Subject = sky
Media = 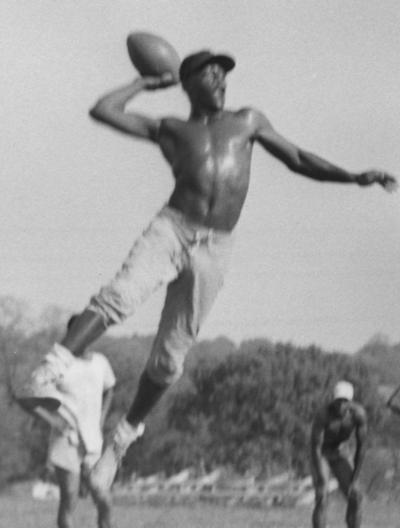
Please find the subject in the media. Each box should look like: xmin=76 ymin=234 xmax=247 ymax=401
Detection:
xmin=1 ymin=0 xmax=399 ymax=352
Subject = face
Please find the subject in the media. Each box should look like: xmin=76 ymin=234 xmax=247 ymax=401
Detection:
xmin=331 ymin=398 xmax=350 ymax=417
xmin=186 ymin=62 xmax=227 ymax=111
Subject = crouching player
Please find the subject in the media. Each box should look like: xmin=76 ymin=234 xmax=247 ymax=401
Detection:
xmin=310 ymin=381 xmax=367 ymax=528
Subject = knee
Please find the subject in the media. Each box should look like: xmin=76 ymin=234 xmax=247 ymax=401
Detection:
xmin=348 ymin=488 xmax=363 ymax=507
xmin=92 ymin=487 xmax=111 ymax=512
xmin=160 ymin=353 xmax=184 ymax=384
xmin=149 ymin=359 xmax=183 ymax=385
xmin=314 ymin=485 xmax=329 ymax=508
xmin=147 ymin=345 xmax=186 ymax=385
xmin=88 ymin=286 xmax=130 ymax=327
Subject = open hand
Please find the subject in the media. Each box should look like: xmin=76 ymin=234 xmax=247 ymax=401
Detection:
xmin=357 ymin=170 xmax=398 ymax=193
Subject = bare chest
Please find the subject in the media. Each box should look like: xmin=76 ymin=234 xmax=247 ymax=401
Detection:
xmin=324 ymin=415 xmax=354 ymax=444
xmin=160 ymin=117 xmax=253 ymax=176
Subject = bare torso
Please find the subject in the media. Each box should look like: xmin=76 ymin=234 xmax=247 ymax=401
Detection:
xmin=158 ymin=108 xmax=256 ymax=231
xmin=320 ymin=402 xmax=363 ymax=451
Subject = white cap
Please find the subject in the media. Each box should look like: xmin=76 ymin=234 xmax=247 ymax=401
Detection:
xmin=333 ymin=381 xmax=354 ymax=401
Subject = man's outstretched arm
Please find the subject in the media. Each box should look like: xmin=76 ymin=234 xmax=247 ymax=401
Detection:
xmin=89 ymin=73 xmax=175 ymax=142
xmin=251 ymin=109 xmax=397 ymax=192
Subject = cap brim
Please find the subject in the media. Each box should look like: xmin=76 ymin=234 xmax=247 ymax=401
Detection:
xmin=180 ymin=52 xmax=236 ymax=82
xmin=210 ymin=54 xmax=235 ymax=73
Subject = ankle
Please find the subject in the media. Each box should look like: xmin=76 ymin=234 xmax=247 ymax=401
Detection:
xmin=116 ymin=418 xmax=145 ymax=437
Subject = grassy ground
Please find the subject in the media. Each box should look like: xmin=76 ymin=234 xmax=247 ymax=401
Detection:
xmin=1 ymin=489 xmax=399 ymax=528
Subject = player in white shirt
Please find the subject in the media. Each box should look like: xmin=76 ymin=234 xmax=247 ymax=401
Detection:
xmin=34 ymin=316 xmax=116 ymax=528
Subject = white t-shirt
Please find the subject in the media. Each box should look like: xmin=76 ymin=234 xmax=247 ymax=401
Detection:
xmin=55 ymin=352 xmax=116 ymax=454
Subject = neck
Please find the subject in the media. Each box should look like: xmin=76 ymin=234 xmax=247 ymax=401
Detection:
xmin=190 ymin=104 xmax=223 ymax=123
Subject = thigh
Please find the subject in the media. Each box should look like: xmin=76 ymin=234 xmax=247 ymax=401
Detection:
xmin=176 ymin=234 xmax=233 ymax=337
xmin=79 ymin=451 xmax=101 ymax=498
xmin=48 ymin=432 xmax=82 ymax=474
xmin=146 ymin=240 xmax=230 ymax=385
xmin=328 ymin=452 xmax=353 ymax=495
xmin=311 ymin=454 xmax=331 ymax=490
xmin=146 ymin=269 xmax=197 ymax=384
xmin=89 ymin=214 xmax=184 ymax=324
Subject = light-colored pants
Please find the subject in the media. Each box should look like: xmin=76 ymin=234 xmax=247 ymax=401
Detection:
xmin=48 ymin=430 xmax=101 ymax=474
xmin=89 ymin=206 xmax=234 ymax=385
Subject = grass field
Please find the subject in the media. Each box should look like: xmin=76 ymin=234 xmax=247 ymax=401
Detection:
xmin=1 ymin=488 xmax=400 ymax=528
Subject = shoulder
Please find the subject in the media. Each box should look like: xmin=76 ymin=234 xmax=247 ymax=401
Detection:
xmin=232 ymin=107 xmax=274 ymax=138
xmin=237 ymin=106 xmax=271 ymax=124
xmin=158 ymin=117 xmax=188 ymax=144
xmin=160 ymin=116 xmax=186 ymax=131
xmin=350 ymin=402 xmax=367 ymax=425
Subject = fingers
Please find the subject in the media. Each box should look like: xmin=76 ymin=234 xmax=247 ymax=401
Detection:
xmin=381 ymin=172 xmax=398 ymax=193
xmin=382 ymin=181 xmax=398 ymax=193
xmin=160 ymin=72 xmax=175 ymax=83
xmin=142 ymin=72 xmax=178 ymax=90
xmin=359 ymin=170 xmax=398 ymax=192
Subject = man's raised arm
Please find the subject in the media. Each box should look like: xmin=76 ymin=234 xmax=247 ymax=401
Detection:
xmin=89 ymin=73 xmax=175 ymax=142
xmin=250 ymin=109 xmax=397 ymax=192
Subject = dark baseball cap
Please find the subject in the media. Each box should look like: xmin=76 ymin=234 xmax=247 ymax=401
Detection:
xmin=179 ymin=50 xmax=235 ymax=82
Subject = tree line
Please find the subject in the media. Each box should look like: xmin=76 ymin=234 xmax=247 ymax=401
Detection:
xmin=0 ymin=296 xmax=398 ymax=488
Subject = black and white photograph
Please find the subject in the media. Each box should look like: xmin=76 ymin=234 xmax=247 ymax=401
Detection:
xmin=1 ymin=1 xmax=400 ymax=527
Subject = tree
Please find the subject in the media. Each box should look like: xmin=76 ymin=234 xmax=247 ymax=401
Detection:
xmin=164 ymin=342 xmax=385 ymax=477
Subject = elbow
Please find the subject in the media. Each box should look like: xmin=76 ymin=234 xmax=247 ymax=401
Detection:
xmin=286 ymin=156 xmax=303 ymax=174
xmin=89 ymin=102 xmax=107 ymax=122
xmin=286 ymin=160 xmax=300 ymax=173
xmin=292 ymin=150 xmax=322 ymax=180
xmin=285 ymin=148 xmax=305 ymax=173
xmin=89 ymin=99 xmax=118 ymax=123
